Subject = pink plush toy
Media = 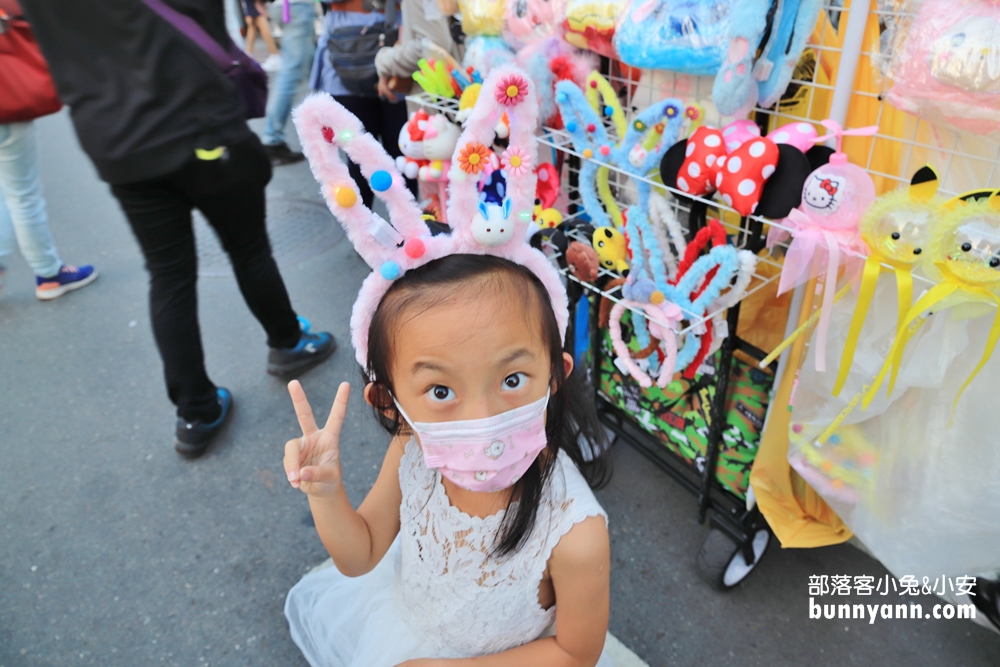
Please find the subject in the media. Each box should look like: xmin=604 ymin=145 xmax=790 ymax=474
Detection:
xmin=293 ymin=65 xmax=567 ymax=367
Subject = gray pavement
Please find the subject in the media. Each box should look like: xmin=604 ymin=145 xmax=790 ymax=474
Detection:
xmin=1 ymin=110 xmax=998 ymax=667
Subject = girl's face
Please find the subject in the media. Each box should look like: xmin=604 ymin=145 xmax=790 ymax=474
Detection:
xmin=384 ymin=288 xmax=568 ymax=424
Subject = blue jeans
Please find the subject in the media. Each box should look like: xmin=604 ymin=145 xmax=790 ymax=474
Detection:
xmin=263 ymin=2 xmax=316 ymax=146
xmin=0 ymin=122 xmax=62 ymax=278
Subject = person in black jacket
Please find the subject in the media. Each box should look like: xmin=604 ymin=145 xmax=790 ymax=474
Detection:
xmin=20 ymin=0 xmax=336 ymax=459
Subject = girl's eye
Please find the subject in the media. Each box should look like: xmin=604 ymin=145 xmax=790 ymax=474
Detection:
xmin=428 ymin=385 xmax=455 ymax=402
xmin=502 ymin=373 xmax=528 ymax=391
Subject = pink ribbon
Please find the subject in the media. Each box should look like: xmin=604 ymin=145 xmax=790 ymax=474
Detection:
xmin=771 ymin=208 xmax=866 ymax=371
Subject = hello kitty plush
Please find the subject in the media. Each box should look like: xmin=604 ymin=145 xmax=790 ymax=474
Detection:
xmin=419 ymin=114 xmax=462 ymax=182
xmin=395 ymin=110 xmax=429 ymax=181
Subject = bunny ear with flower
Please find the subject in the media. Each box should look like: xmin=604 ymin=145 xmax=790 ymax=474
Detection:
xmin=292 ymin=66 xmax=567 ymax=371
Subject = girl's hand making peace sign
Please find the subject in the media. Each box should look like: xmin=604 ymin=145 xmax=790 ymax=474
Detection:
xmin=284 ymin=380 xmax=350 ymax=498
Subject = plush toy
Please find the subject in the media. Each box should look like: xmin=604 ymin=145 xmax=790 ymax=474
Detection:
xmin=562 ymin=0 xmax=626 ymax=58
xmin=615 ymin=0 xmax=737 ymax=74
xmin=395 ymin=110 xmax=429 ymax=181
xmin=504 ymin=0 xmax=565 ymax=47
xmin=419 ymin=114 xmax=462 ymax=182
xmin=592 ymin=226 xmax=628 ymax=273
xmin=831 ymin=166 xmax=945 ymax=397
xmin=566 ymin=241 xmax=600 ymax=282
xmin=711 ymin=0 xmax=823 ymax=116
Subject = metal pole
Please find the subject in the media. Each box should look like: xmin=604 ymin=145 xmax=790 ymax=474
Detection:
xmin=827 ymin=0 xmax=872 ymax=129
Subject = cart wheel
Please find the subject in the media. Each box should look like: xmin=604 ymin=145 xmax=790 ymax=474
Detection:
xmin=696 ymin=528 xmax=770 ymax=591
xmin=971 ymin=578 xmax=1000 ymax=631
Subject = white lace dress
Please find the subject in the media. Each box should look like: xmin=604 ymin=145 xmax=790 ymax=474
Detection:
xmin=285 ymin=439 xmax=612 ymax=667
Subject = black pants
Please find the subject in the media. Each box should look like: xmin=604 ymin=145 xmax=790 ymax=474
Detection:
xmin=333 ymin=95 xmax=416 ymax=208
xmin=111 ymin=135 xmax=301 ymax=422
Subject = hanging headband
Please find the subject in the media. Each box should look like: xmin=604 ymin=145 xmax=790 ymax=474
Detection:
xmin=293 ymin=65 xmax=568 ymax=369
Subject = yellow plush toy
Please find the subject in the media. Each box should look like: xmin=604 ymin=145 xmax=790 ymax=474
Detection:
xmin=592 ymin=226 xmax=628 ymax=273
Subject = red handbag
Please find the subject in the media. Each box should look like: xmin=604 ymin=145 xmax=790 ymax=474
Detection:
xmin=0 ymin=7 xmax=63 ymax=123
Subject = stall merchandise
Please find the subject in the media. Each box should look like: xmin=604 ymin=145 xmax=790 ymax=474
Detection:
xmin=400 ymin=1 xmax=1000 ymax=614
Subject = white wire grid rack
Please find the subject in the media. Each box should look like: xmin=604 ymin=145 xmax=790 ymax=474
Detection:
xmin=407 ymin=91 xmax=785 ymax=337
xmin=407 ymin=0 xmax=999 ymax=339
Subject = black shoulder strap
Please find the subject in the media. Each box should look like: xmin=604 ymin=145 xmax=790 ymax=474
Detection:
xmin=383 ymin=0 xmax=396 ymax=31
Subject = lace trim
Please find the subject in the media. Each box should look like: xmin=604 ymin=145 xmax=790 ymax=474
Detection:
xmin=396 ymin=438 xmax=607 ymax=656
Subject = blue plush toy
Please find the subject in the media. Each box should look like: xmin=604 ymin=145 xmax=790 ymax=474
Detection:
xmin=712 ymin=0 xmax=823 ymax=115
xmin=614 ymin=0 xmax=739 ymax=75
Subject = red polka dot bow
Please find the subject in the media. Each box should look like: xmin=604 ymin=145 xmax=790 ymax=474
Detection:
xmin=677 ymin=125 xmax=778 ymax=216
xmin=675 ymin=120 xmax=823 ymax=217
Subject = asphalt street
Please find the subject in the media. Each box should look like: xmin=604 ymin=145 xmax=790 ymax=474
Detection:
xmin=1 ymin=110 xmax=998 ymax=667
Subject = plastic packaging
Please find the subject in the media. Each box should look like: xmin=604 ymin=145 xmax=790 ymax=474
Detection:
xmin=562 ymin=0 xmax=627 ymax=58
xmin=614 ymin=0 xmax=737 ymax=75
xmin=786 ymin=278 xmax=1000 ymax=579
xmin=887 ymin=0 xmax=1000 ymax=140
xmin=503 ymin=0 xmax=566 ymax=47
xmin=458 ymin=0 xmax=506 ymax=36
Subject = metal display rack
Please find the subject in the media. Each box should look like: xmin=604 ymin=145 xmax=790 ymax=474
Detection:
xmin=407 ymin=0 xmax=1000 ymax=594
xmin=409 ymin=85 xmax=782 ymax=589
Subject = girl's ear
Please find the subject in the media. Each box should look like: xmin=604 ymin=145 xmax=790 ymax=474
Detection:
xmin=363 ymin=382 xmax=378 ymax=407
xmin=562 ymin=351 xmax=575 ymax=380
xmin=363 ymin=381 xmax=395 ymax=417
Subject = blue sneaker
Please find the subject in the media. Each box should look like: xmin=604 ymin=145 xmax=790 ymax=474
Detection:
xmin=267 ymin=317 xmax=336 ymax=376
xmin=36 ymin=264 xmax=98 ymax=300
xmin=175 ymin=387 xmax=234 ymax=458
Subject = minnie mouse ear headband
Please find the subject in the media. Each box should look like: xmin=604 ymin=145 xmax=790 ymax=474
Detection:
xmin=292 ymin=66 xmax=568 ymax=369
xmin=659 ymin=119 xmax=834 ymax=220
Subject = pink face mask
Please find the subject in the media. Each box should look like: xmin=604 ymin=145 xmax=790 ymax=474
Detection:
xmin=394 ymin=392 xmax=550 ymax=493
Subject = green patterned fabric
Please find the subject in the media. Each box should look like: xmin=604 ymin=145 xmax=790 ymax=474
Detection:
xmin=596 ymin=310 xmax=773 ymax=499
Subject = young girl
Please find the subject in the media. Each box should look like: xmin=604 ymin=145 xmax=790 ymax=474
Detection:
xmin=283 ymin=67 xmax=615 ymax=666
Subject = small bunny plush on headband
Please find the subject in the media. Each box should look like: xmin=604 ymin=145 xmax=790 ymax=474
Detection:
xmin=292 ymin=65 xmax=568 ymax=369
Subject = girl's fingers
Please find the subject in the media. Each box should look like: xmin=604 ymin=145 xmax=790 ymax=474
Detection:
xmin=321 ymin=382 xmax=351 ymax=437
xmin=298 ymin=464 xmax=338 ymax=484
xmin=283 ymin=438 xmax=303 ymax=487
xmin=287 ymin=380 xmax=319 ymax=435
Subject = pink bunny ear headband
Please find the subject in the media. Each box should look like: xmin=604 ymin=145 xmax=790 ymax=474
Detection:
xmin=292 ymin=66 xmax=568 ymax=370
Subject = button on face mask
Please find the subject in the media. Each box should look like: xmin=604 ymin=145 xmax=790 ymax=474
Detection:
xmin=394 ymin=391 xmax=550 ymax=493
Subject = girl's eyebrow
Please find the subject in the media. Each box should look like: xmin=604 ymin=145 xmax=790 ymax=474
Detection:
xmin=411 ymin=360 xmax=448 ymax=373
xmin=496 ymin=348 xmax=535 ymax=368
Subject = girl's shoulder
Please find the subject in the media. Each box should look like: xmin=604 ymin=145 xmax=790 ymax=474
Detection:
xmin=538 ymin=450 xmax=608 ymax=543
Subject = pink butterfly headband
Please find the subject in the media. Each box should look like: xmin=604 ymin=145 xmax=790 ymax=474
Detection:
xmin=292 ymin=65 xmax=568 ymax=369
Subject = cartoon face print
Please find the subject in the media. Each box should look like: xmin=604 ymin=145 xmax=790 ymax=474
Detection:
xmin=872 ymin=208 xmax=932 ymax=263
xmin=628 ymin=143 xmax=648 ymax=169
xmin=946 ymin=214 xmax=1000 ymax=285
xmin=930 ymin=17 xmax=1000 ymax=94
xmin=484 ymin=440 xmax=505 ymax=460
xmin=471 ymin=199 xmax=514 ymax=247
xmin=474 ymin=471 xmax=489 ymax=482
xmin=802 ymin=172 xmax=846 ymax=215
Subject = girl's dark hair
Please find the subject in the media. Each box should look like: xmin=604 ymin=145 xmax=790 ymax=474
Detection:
xmin=366 ymin=254 xmax=612 ymax=557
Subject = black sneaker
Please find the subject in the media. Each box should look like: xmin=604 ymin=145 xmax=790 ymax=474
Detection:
xmin=175 ymin=387 xmax=234 ymax=459
xmin=267 ymin=318 xmax=336 ymax=376
xmin=264 ymin=142 xmax=305 ymax=166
